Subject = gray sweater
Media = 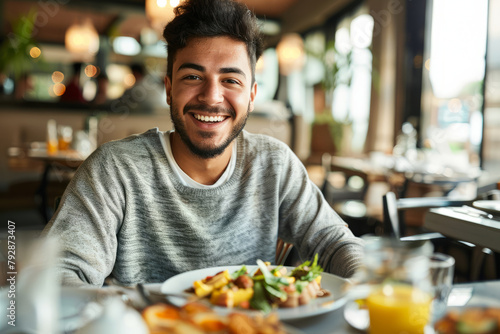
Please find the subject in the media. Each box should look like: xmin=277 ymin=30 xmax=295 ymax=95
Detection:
xmin=43 ymin=128 xmax=364 ymax=287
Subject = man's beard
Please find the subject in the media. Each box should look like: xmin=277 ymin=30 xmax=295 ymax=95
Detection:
xmin=169 ymin=100 xmax=250 ymax=159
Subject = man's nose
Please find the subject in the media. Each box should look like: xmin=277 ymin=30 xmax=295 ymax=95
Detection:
xmin=198 ymin=80 xmax=224 ymax=105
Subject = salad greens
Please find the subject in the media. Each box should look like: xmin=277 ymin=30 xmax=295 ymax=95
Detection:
xmin=230 ymin=265 xmax=248 ymax=280
xmin=245 ymin=255 xmax=324 ymax=312
xmin=291 ymin=253 xmax=323 ymax=282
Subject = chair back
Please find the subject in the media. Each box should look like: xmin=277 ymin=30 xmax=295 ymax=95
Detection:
xmin=276 ymin=239 xmax=293 ymax=266
xmin=383 ymin=192 xmax=401 ymax=238
xmin=382 ymin=191 xmax=474 ymax=238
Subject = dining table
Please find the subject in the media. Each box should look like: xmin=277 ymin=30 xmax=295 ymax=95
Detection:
xmin=285 ymin=280 xmax=500 ymax=334
xmin=7 ymin=145 xmax=88 ymax=223
xmin=125 ymin=279 xmax=500 ymax=334
xmin=5 ymin=273 xmax=500 ymax=333
xmin=424 ymin=206 xmax=500 ymax=253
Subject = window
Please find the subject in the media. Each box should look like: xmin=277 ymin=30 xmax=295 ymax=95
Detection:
xmin=420 ymin=0 xmax=488 ymax=172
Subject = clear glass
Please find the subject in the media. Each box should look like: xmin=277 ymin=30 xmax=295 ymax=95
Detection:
xmin=356 ymin=237 xmax=434 ymax=334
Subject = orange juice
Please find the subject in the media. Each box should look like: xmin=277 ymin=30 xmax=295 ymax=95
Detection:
xmin=58 ymin=137 xmax=71 ymax=151
xmin=366 ymin=284 xmax=432 ymax=334
xmin=47 ymin=139 xmax=58 ymax=155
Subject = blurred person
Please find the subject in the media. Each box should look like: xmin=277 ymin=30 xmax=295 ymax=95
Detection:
xmin=111 ymin=62 xmax=165 ymax=114
xmin=92 ymin=71 xmax=109 ymax=105
xmin=60 ymin=62 xmax=86 ymax=103
xmin=43 ymin=0 xmax=364 ymax=287
xmin=14 ymin=73 xmax=34 ymax=100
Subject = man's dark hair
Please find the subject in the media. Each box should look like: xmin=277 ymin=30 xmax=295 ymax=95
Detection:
xmin=163 ymin=0 xmax=263 ymax=83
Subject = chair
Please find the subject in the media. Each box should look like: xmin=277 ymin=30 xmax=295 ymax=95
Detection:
xmin=382 ymin=192 xmax=474 ymax=239
xmin=275 ymin=239 xmax=303 ymax=267
xmin=382 ymin=191 xmax=494 ymax=282
xmin=276 ymin=239 xmax=293 ymax=266
xmin=320 ymin=153 xmax=375 ymax=236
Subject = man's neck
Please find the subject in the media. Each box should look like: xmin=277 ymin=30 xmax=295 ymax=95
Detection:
xmin=170 ymin=132 xmax=233 ymax=185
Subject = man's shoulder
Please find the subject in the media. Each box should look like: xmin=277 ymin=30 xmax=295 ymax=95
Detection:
xmin=239 ymin=131 xmax=296 ymax=169
xmin=88 ymin=128 xmax=162 ymax=164
xmin=240 ymin=130 xmax=290 ymax=152
xmin=100 ymin=128 xmax=161 ymax=150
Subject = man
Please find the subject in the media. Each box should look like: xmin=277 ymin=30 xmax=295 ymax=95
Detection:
xmin=44 ymin=0 xmax=364 ymax=287
xmin=113 ymin=63 xmax=166 ymax=113
xmin=60 ymin=62 xmax=86 ymax=103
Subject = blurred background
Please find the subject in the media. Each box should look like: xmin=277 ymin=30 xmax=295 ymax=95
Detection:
xmin=1 ymin=0 xmax=499 ymax=236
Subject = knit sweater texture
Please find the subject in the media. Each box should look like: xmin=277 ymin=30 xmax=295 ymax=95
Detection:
xmin=43 ymin=128 xmax=364 ymax=287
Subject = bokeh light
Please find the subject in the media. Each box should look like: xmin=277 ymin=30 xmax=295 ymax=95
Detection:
xmin=52 ymin=71 xmax=64 ymax=83
xmin=85 ymin=65 xmax=98 ymax=78
xmin=53 ymin=83 xmax=66 ymax=96
xmin=124 ymin=73 xmax=136 ymax=88
xmin=29 ymin=46 xmax=41 ymax=58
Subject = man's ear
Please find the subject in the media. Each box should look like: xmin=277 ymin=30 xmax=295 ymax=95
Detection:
xmin=164 ymin=76 xmax=172 ymax=105
xmin=249 ymin=81 xmax=257 ymax=112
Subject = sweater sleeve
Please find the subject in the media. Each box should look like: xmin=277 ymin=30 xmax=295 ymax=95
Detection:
xmin=276 ymin=147 xmax=365 ymax=278
xmin=42 ymin=144 xmax=125 ymax=287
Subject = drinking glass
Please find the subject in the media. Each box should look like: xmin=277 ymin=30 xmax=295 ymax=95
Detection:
xmin=429 ymin=252 xmax=455 ymax=321
xmin=359 ymin=237 xmax=434 ymax=334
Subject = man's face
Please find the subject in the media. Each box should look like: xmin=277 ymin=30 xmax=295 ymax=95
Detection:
xmin=165 ymin=36 xmax=257 ymax=159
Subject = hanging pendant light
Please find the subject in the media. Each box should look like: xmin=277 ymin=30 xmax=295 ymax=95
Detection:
xmin=145 ymin=0 xmax=182 ymax=35
xmin=276 ymin=33 xmax=306 ymax=76
xmin=65 ymin=18 xmax=99 ymax=55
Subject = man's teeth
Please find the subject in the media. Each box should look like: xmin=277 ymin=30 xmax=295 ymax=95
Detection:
xmin=194 ymin=114 xmax=225 ymax=122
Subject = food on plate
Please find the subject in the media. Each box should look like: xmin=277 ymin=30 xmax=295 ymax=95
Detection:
xmin=142 ymin=302 xmax=287 ymax=334
xmin=190 ymin=255 xmax=331 ymax=312
xmin=434 ymin=307 xmax=500 ymax=334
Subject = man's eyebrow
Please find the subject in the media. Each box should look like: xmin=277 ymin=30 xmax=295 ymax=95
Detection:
xmin=177 ymin=63 xmax=246 ymax=79
xmin=219 ymin=67 xmax=246 ymax=78
xmin=177 ymin=63 xmax=205 ymax=72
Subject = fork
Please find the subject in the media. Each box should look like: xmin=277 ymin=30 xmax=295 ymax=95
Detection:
xmin=136 ymin=283 xmax=200 ymax=306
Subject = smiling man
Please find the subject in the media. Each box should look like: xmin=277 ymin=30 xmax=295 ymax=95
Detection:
xmin=43 ymin=0 xmax=364 ymax=287
xmin=166 ymin=36 xmax=256 ymax=184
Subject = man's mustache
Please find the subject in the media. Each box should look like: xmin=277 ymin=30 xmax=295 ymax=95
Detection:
xmin=184 ymin=104 xmax=236 ymax=118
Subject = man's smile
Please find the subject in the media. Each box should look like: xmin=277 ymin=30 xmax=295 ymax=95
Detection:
xmin=193 ymin=114 xmax=229 ymax=123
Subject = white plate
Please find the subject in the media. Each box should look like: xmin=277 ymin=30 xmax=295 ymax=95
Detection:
xmin=473 ymin=200 xmax=500 ymax=215
xmin=161 ymin=265 xmax=350 ymax=320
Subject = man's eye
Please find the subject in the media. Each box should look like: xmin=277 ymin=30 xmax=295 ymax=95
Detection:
xmin=184 ymin=75 xmax=201 ymax=80
xmin=224 ymin=79 xmax=240 ymax=85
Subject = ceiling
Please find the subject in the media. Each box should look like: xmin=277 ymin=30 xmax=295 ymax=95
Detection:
xmin=2 ymin=0 xmax=300 ymax=45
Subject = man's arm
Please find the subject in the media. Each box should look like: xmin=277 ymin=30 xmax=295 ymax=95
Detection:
xmin=42 ymin=145 xmax=124 ymax=287
xmin=276 ymin=147 xmax=364 ymax=278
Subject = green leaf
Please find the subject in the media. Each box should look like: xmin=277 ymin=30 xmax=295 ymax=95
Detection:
xmin=255 ymin=259 xmax=289 ymax=302
xmin=295 ymin=281 xmax=309 ymax=294
xmin=249 ymin=281 xmax=272 ymax=313
xmin=256 ymin=260 xmax=290 ymax=287
xmin=231 ymin=266 xmax=248 ymax=280
xmin=291 ymin=254 xmax=324 ymax=282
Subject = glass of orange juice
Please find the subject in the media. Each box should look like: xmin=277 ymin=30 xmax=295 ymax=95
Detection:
xmin=357 ymin=237 xmax=434 ymax=334
xmin=58 ymin=125 xmax=73 ymax=151
xmin=46 ymin=119 xmax=58 ymax=155
xmin=367 ymin=283 xmax=432 ymax=334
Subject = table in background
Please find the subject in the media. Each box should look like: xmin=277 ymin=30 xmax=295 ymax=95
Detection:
xmin=8 ymin=146 xmax=87 ymax=223
xmin=425 ymin=207 xmax=500 ymax=253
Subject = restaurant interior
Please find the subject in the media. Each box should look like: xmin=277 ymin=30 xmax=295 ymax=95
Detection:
xmin=1 ymin=0 xmax=500 ymax=331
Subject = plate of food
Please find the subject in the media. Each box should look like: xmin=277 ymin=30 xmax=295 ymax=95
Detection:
xmin=434 ymin=295 xmax=500 ymax=334
xmin=142 ymin=301 xmax=306 ymax=334
xmin=434 ymin=306 xmax=500 ymax=334
xmin=160 ymin=256 xmax=350 ymax=320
